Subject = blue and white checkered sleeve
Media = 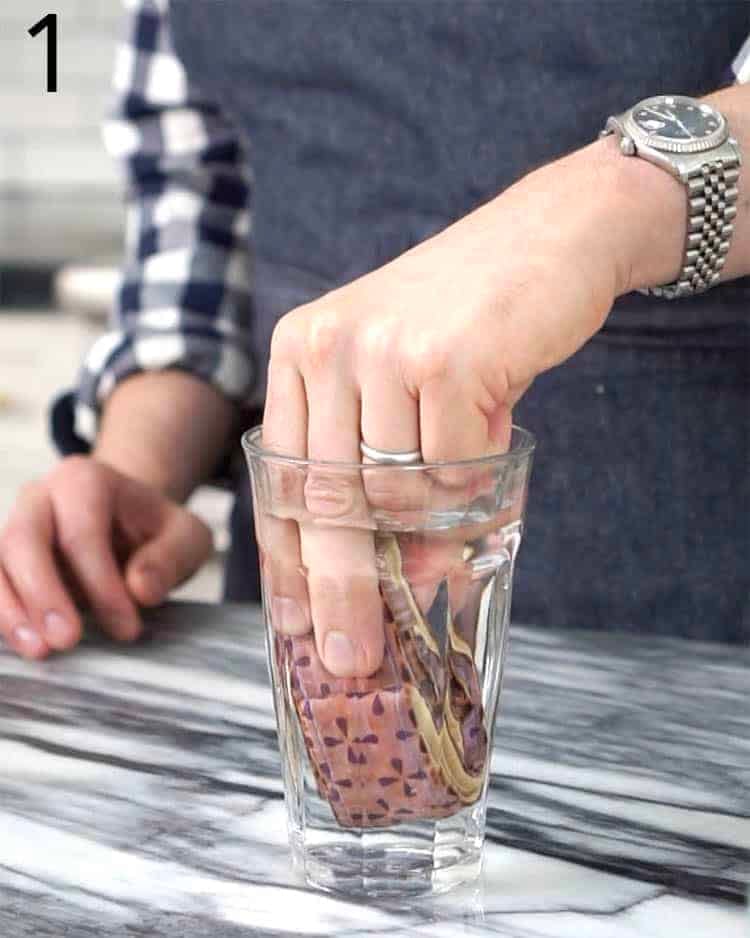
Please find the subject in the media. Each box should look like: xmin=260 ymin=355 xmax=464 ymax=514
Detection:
xmin=73 ymin=0 xmax=255 ymax=445
xmin=729 ymin=33 xmax=750 ymax=84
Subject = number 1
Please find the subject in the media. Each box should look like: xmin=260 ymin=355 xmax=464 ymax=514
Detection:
xmin=29 ymin=13 xmax=58 ymax=93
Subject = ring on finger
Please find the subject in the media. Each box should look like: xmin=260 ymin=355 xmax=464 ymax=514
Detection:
xmin=360 ymin=441 xmax=423 ymax=465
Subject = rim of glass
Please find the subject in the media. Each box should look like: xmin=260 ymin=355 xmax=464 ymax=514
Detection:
xmin=241 ymin=424 xmax=535 ymax=471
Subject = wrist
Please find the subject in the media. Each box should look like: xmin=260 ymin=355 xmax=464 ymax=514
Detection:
xmin=94 ymin=371 xmax=238 ymax=502
xmin=582 ymin=86 xmax=750 ymax=297
xmin=93 ymin=437 xmax=180 ymax=501
xmin=578 ymin=135 xmax=688 ymax=297
xmin=500 ymin=137 xmax=686 ymax=305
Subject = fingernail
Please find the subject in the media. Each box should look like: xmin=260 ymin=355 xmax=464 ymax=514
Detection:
xmin=323 ymin=630 xmax=357 ymax=676
xmin=11 ymin=625 xmax=46 ymax=659
xmin=272 ymin=597 xmax=309 ymax=635
xmin=44 ymin=611 xmax=74 ymax=648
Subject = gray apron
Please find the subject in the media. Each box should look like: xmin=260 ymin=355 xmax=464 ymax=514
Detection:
xmin=171 ymin=1 xmax=750 ymax=641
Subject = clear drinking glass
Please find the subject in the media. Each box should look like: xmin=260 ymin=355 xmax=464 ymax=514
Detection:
xmin=243 ymin=426 xmax=535 ymax=897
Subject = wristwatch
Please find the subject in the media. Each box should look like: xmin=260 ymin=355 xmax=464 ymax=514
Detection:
xmin=601 ymin=94 xmax=741 ymax=299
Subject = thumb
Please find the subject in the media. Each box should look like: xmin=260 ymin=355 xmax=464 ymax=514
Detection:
xmin=125 ymin=506 xmax=214 ymax=606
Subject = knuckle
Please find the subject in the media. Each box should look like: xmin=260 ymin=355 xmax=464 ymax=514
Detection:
xmin=432 ymin=466 xmax=472 ymax=490
xmin=56 ymin=513 xmax=103 ymax=557
xmin=303 ymin=306 xmax=346 ymax=372
xmin=273 ymin=302 xmax=350 ymax=373
xmin=269 ymin=313 xmax=300 ymax=362
xmin=403 ymin=332 xmax=451 ymax=388
xmin=304 ymin=471 xmax=356 ymax=518
xmin=56 ymin=455 xmax=105 ymax=490
xmin=58 ymin=454 xmax=91 ymax=476
xmin=269 ymin=464 xmax=305 ymax=505
xmin=358 ymin=317 xmax=398 ymax=370
xmin=363 ymin=473 xmax=419 ymax=512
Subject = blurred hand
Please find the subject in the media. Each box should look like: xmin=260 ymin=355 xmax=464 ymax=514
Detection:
xmin=0 ymin=456 xmax=213 ymax=659
xmin=262 ymin=137 xmax=684 ymax=679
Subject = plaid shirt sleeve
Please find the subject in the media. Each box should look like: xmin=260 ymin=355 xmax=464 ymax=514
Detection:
xmin=729 ymin=33 xmax=750 ymax=84
xmin=72 ymin=0 xmax=255 ymax=445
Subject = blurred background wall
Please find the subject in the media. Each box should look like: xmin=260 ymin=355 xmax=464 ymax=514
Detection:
xmin=0 ymin=1 xmax=124 ymax=280
xmin=0 ymin=2 xmax=226 ymax=601
xmin=0 ymin=2 xmax=121 ymax=193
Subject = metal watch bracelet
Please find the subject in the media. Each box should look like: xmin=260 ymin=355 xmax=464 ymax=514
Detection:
xmin=647 ymin=156 xmax=740 ymax=300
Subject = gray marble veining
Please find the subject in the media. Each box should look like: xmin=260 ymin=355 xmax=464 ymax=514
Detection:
xmin=0 ymin=602 xmax=747 ymax=937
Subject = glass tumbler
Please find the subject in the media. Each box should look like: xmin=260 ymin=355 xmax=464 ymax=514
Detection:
xmin=243 ymin=426 xmax=535 ymax=897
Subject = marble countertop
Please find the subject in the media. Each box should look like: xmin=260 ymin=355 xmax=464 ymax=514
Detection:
xmin=0 ymin=602 xmax=747 ymax=937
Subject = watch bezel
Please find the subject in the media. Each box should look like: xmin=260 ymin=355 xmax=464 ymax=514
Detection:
xmin=623 ymin=95 xmax=728 ymax=155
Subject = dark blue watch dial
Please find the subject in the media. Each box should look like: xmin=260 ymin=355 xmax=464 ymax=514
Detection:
xmin=633 ymin=98 xmax=721 ymax=142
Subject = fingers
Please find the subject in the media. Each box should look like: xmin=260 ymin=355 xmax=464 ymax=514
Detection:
xmin=359 ymin=343 xmax=430 ymax=517
xmin=0 ymin=456 xmax=219 ymax=660
xmin=49 ymin=470 xmax=141 ymax=643
xmin=419 ymin=377 xmax=491 ymax=475
xmin=368 ymin=376 xmax=487 ymax=609
xmin=125 ymin=505 xmax=213 ymax=607
xmin=107 ymin=473 xmax=213 ymax=606
xmin=398 ymin=532 xmax=467 ymax=613
xmin=0 ymin=483 xmax=83 ymax=654
xmin=360 ymin=347 xmax=452 ymax=615
xmin=301 ymin=318 xmax=384 ymax=678
xmin=261 ymin=347 xmax=311 ymax=636
xmin=0 ymin=565 xmax=49 ymax=660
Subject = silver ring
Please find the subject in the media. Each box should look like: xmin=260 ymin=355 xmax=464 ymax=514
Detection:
xmin=360 ymin=441 xmax=423 ymax=465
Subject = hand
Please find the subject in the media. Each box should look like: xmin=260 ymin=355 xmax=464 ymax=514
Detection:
xmin=0 ymin=456 xmax=213 ymax=659
xmin=261 ymin=138 xmax=684 ymax=679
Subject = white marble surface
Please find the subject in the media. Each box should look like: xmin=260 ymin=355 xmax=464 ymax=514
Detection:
xmin=0 ymin=602 xmax=747 ymax=937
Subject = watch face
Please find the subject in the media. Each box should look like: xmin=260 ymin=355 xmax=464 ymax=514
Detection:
xmin=629 ymin=95 xmax=727 ymax=152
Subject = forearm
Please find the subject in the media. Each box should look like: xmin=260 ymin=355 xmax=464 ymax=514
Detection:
xmin=93 ymin=371 xmax=239 ymax=502
xmin=495 ymin=82 xmax=750 ymax=309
